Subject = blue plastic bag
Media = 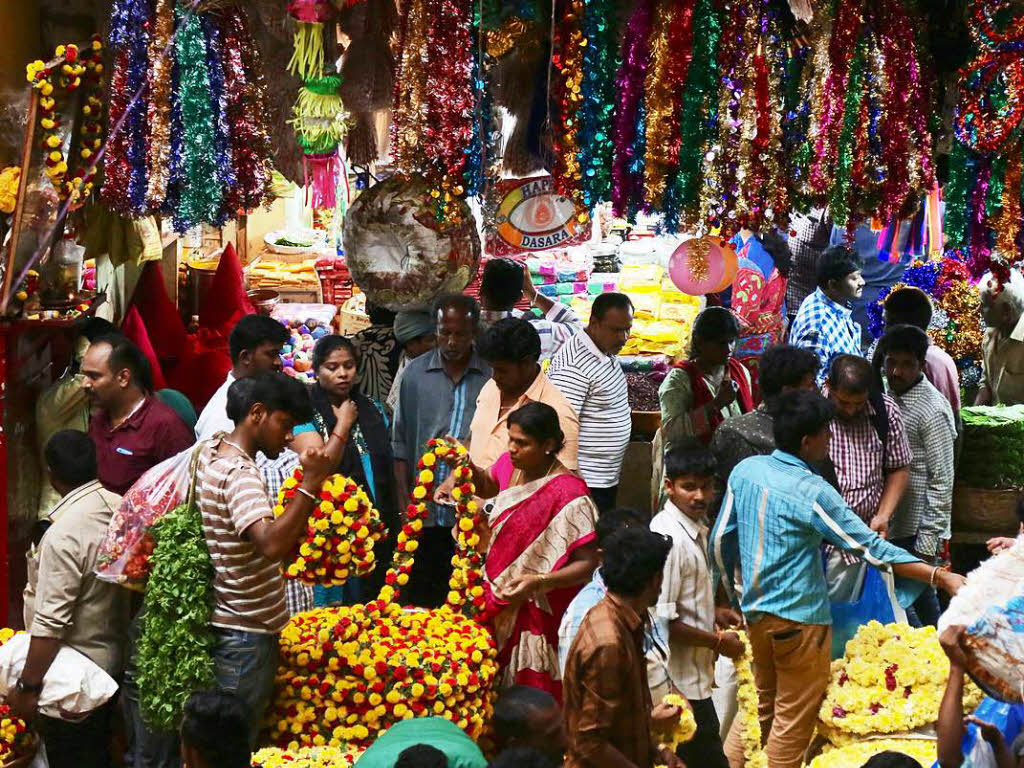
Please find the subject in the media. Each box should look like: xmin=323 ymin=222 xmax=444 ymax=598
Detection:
xmin=829 ymin=565 xmax=906 ymax=658
xmin=930 ymin=698 xmax=1024 ymax=768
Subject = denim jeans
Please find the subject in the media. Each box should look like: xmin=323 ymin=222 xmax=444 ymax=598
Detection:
xmin=212 ymin=628 xmax=279 ymax=749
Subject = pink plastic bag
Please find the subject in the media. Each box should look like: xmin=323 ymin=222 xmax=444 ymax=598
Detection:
xmin=95 ymin=445 xmax=202 ymax=591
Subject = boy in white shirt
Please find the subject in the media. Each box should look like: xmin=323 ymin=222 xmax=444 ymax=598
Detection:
xmin=651 ymin=444 xmax=744 ymax=768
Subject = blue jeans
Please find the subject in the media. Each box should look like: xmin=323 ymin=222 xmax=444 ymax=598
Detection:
xmin=890 ymin=536 xmax=943 ymax=628
xmin=212 ymin=628 xmax=279 ymax=749
xmin=123 ymin=615 xmax=180 ymax=768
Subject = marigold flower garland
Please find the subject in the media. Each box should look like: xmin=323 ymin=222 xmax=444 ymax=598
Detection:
xmin=0 ymin=168 xmax=20 ymax=215
xmin=252 ymin=745 xmax=362 ymax=767
xmin=807 ymin=738 xmax=935 ymax=768
xmin=275 ymin=471 xmax=386 ymax=587
xmin=25 ymin=38 xmax=105 ymax=207
xmin=660 ymin=693 xmax=697 ymax=750
xmin=262 ymin=438 xmax=495 ymax=751
xmin=734 ymin=631 xmax=769 ymax=768
xmin=818 ymin=622 xmax=983 ymax=743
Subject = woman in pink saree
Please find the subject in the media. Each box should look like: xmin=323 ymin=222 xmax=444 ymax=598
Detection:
xmin=442 ymin=403 xmax=599 ymax=701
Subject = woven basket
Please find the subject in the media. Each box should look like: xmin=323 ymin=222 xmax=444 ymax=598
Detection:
xmin=952 ymin=486 xmax=1021 ymax=535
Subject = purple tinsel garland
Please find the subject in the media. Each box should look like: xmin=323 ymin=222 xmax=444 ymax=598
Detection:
xmin=610 ymin=0 xmax=654 ymax=217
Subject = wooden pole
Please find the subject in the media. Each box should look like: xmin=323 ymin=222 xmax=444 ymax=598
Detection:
xmin=236 ymin=213 xmax=248 ymax=264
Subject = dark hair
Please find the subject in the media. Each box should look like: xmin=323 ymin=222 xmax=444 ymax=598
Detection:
xmin=44 ymin=430 xmax=97 ymax=488
xmin=877 ymin=324 xmax=929 ymax=365
xmin=366 ymin=302 xmax=397 ymax=326
xmin=480 ymin=258 xmax=525 ymax=310
xmin=772 ymin=391 xmax=835 ymax=455
xmin=493 ymin=685 xmax=558 ymax=744
xmin=759 ymin=230 xmax=792 ymax=277
xmin=228 ymin=315 xmax=289 ymax=365
xmin=181 ymin=690 xmax=250 ymax=768
xmin=859 ymin=752 xmax=923 ymax=768
xmin=759 ymin=345 xmax=820 ymax=399
xmin=312 ymin=334 xmax=359 ymax=371
xmin=225 ymin=371 xmax=313 ymax=424
xmin=488 ymin=746 xmax=557 ymax=768
xmin=478 ymin=317 xmax=542 ymax=364
xmin=507 ymin=402 xmax=565 ymax=454
xmin=92 ymin=334 xmax=154 ymax=393
xmin=816 ymin=245 xmax=861 ymax=288
xmin=664 ymin=443 xmax=717 ymax=481
xmin=828 ymin=354 xmax=874 ymax=394
xmin=692 ymin=306 xmax=740 ymax=346
xmin=395 ymin=745 xmax=448 ymax=768
xmin=600 ymin=528 xmax=672 ymax=597
xmin=595 ymin=507 xmax=649 ymax=549
xmin=434 ymin=293 xmax=481 ymax=327
xmin=884 ymin=287 xmax=933 ymax=331
xmin=591 ymin=292 xmax=633 ymax=322
xmin=75 ymin=316 xmax=119 ymax=343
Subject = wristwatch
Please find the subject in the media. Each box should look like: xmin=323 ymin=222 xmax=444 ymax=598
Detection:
xmin=15 ymin=678 xmax=42 ymax=695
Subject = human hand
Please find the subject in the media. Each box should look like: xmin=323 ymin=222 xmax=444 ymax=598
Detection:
xmin=939 ymin=624 xmax=969 ymax=669
xmin=498 ymin=574 xmax=544 ymax=603
xmin=657 ymin=744 xmax=685 ymax=768
xmin=869 ymin=513 xmax=889 ymax=538
xmin=717 ymin=631 xmax=746 ymax=660
xmin=651 ymin=702 xmax=682 ymax=733
xmin=987 ymin=536 xmax=1016 ymax=555
xmin=713 ymin=379 xmax=737 ymax=409
xmin=966 ymin=716 xmax=1006 ymax=748
xmin=714 ymin=607 xmax=743 ymax=629
xmin=7 ymin=687 xmax=39 ymax=722
xmin=438 ymin=436 xmax=470 ymax=469
xmin=522 ymin=264 xmax=538 ymax=302
xmin=299 ymin=446 xmax=334 ymax=488
xmin=331 ymin=399 xmax=358 ymax=436
xmin=937 ymin=569 xmax=967 ymax=597
xmin=434 ymin=472 xmax=457 ymax=505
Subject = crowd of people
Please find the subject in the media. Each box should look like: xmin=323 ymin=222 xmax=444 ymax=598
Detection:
xmin=14 ymin=249 xmax=1024 ymax=768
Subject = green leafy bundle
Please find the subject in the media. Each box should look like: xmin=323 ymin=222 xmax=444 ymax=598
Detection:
xmin=957 ymin=405 xmax=1024 ymax=490
xmin=136 ymin=499 xmax=215 ymax=730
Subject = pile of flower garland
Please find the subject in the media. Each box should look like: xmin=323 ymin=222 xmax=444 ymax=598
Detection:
xmin=818 ymin=622 xmax=983 ymax=744
xmin=0 ymin=629 xmax=31 ymax=763
xmin=807 ymin=738 xmax=936 ymax=768
xmin=866 ymin=253 xmax=985 ymax=387
xmin=263 ymin=439 xmax=496 ymax=751
xmin=102 ymin=0 xmax=272 ymax=230
xmin=275 ymin=471 xmax=386 ymax=586
xmin=252 ymin=745 xmax=362 ymax=767
xmin=734 ymin=631 xmax=769 ymax=768
xmin=25 ymin=38 xmax=105 ymax=207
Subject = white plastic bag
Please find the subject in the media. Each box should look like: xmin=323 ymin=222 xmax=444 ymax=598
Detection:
xmin=0 ymin=635 xmax=117 ymax=720
xmin=940 ymin=537 xmax=1024 ymax=702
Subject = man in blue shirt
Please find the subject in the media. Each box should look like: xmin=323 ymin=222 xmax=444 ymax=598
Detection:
xmin=711 ymin=390 xmax=966 ymax=768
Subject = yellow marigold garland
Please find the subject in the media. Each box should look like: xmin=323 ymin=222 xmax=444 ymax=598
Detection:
xmin=735 ymin=631 xmax=769 ymax=768
xmin=660 ymin=693 xmax=697 ymax=750
xmin=275 ymin=471 xmax=385 ymax=586
xmin=806 ymin=737 xmax=935 ymax=768
xmin=0 ymin=628 xmax=31 ymax=762
xmin=25 ymin=38 xmax=105 ymax=206
xmin=252 ymin=745 xmax=362 ymax=766
xmin=818 ymin=622 xmax=983 ymax=742
xmin=0 ymin=168 xmax=20 ymax=215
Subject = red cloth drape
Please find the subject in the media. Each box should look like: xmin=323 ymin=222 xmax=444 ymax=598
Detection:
xmin=198 ymin=242 xmax=255 ymax=338
xmin=121 ymin=305 xmax=168 ymax=390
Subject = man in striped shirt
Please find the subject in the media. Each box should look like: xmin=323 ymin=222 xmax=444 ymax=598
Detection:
xmin=548 ymin=293 xmax=633 ymax=512
xmin=712 ymin=390 xmax=965 ymax=768
xmin=197 ymin=372 xmax=333 ymax=747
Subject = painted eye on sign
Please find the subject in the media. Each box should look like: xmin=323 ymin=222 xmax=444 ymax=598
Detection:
xmin=487 ymin=175 xmax=591 ymax=256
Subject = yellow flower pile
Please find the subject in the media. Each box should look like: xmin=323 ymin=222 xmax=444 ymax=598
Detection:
xmin=252 ymin=745 xmax=362 ymax=767
xmin=263 ymin=602 xmax=498 ymax=751
xmin=275 ymin=470 xmax=385 ymax=586
xmin=263 ymin=439 xmax=496 ymax=751
xmin=806 ymin=738 xmax=935 ymax=768
xmin=660 ymin=693 xmax=696 ymax=749
xmin=0 ymin=168 xmax=20 ymax=215
xmin=0 ymin=629 xmax=31 ymax=763
xmin=818 ymin=622 xmax=983 ymax=743
xmin=734 ymin=631 xmax=769 ymax=768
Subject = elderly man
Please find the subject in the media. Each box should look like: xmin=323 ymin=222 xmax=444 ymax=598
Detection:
xmin=977 ymin=269 xmax=1024 ymax=406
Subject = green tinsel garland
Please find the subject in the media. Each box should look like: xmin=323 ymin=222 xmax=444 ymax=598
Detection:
xmin=946 ymin=141 xmax=972 ymax=248
xmin=174 ymin=5 xmax=224 ymax=230
xmin=671 ymin=0 xmax=720 ymax=229
xmin=291 ymin=74 xmax=348 ymax=154
xmin=829 ymin=37 xmax=866 ymax=228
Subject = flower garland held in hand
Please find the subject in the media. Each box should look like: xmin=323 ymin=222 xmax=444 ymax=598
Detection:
xmin=25 ymin=37 xmax=105 ymax=207
xmin=734 ymin=631 xmax=769 ymax=768
xmin=275 ymin=470 xmax=385 ymax=586
xmin=818 ymin=621 xmax=984 ymax=743
xmin=446 ymin=458 xmax=485 ymax=618
xmin=660 ymin=693 xmax=697 ymax=750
